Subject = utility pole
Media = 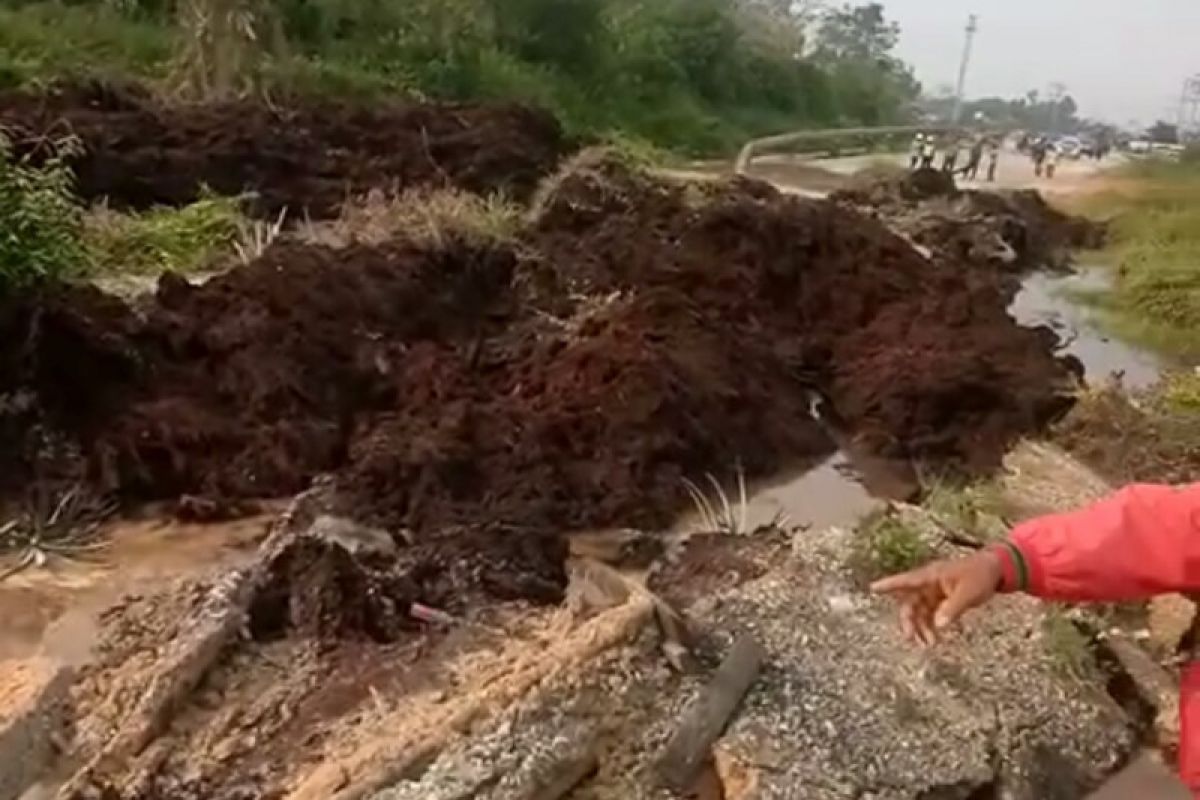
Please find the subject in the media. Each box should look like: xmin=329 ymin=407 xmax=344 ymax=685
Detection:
xmin=1178 ymin=75 xmax=1200 ymax=139
xmin=951 ymin=14 xmax=979 ymax=124
xmin=1047 ymin=82 xmax=1067 ymax=135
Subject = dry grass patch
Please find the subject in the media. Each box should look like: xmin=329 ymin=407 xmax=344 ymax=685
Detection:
xmin=301 ymin=187 xmax=522 ymax=250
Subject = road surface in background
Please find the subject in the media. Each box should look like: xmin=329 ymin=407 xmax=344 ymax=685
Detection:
xmin=661 ymin=147 xmax=1121 ymax=199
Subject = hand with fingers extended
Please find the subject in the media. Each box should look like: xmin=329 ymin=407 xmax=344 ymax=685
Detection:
xmin=870 ymin=549 xmax=1004 ymax=645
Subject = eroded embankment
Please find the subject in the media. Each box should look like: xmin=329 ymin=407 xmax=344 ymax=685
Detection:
xmin=0 ymin=156 xmax=1081 ymax=606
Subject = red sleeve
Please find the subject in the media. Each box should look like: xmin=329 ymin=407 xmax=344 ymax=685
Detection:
xmin=990 ymin=484 xmax=1200 ymax=602
xmin=1182 ymin=663 xmax=1200 ymax=795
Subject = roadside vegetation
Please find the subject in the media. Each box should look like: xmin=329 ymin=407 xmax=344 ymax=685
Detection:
xmin=850 ymin=512 xmax=932 ymax=582
xmin=0 ymin=0 xmax=920 ymax=155
xmin=1054 ymin=373 xmax=1200 ymax=488
xmin=0 ymin=136 xmax=253 ymax=291
xmin=0 ymin=134 xmax=88 ymax=289
xmin=84 ymin=193 xmax=246 ymax=276
xmin=1074 ymin=155 xmax=1200 ymax=359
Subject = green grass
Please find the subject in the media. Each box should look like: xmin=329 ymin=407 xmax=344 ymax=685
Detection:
xmin=922 ymin=479 xmax=1011 ymax=543
xmin=0 ymin=2 xmax=917 ymax=157
xmin=83 ymin=193 xmax=246 ymax=277
xmin=850 ymin=513 xmax=933 ymax=582
xmin=1074 ymin=161 xmax=1200 ymax=358
xmin=1041 ymin=609 xmax=1100 ymax=682
xmin=0 ymin=133 xmax=88 ymax=289
xmin=0 ymin=4 xmax=172 ymax=87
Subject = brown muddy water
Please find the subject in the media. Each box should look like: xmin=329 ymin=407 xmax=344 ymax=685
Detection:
xmin=1010 ymin=269 xmax=1167 ymax=390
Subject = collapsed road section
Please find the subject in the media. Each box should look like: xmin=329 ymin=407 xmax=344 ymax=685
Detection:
xmin=0 ymin=79 xmax=1123 ymax=797
xmin=1 ymin=153 xmax=1083 ymax=606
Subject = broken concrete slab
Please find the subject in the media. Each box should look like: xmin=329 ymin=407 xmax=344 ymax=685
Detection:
xmin=362 ymin=517 xmax=1135 ymax=800
xmin=0 ymin=657 xmax=73 ymax=800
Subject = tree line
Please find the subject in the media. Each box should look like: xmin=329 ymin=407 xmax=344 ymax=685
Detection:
xmin=0 ymin=0 xmax=921 ymax=153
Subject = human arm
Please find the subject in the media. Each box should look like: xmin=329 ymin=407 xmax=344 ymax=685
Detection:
xmin=870 ymin=483 xmax=1200 ymax=638
xmin=997 ymin=483 xmax=1200 ymax=602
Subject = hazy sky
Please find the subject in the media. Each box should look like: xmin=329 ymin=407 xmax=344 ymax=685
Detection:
xmin=880 ymin=0 xmax=1200 ymax=127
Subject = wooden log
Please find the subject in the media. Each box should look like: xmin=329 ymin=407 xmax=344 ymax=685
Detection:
xmin=655 ymin=634 xmax=766 ymax=791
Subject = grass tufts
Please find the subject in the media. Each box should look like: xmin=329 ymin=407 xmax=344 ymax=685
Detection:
xmin=1 ymin=483 xmax=115 ymax=582
xmin=850 ymin=512 xmax=933 ymax=582
xmin=301 ymin=187 xmax=521 ymax=251
xmin=1074 ymin=162 xmax=1200 ymax=358
xmin=922 ymin=478 xmax=1011 ymax=544
xmin=1053 ymin=374 xmax=1200 ymax=487
xmin=83 ymin=192 xmax=247 ymax=276
xmin=1041 ymin=609 xmax=1100 ymax=682
xmin=681 ymin=464 xmax=777 ymax=537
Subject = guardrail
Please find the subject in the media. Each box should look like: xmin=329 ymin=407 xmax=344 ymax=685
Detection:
xmin=734 ymin=124 xmax=967 ymax=175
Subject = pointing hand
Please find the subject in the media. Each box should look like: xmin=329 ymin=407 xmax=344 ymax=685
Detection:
xmin=870 ymin=550 xmax=1004 ymax=644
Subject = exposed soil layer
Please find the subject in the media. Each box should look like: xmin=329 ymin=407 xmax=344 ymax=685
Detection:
xmin=0 ymin=158 xmax=1078 ymax=604
xmin=0 ymin=81 xmax=568 ymax=217
xmin=833 ymin=168 xmax=1105 ymax=274
xmin=1054 ymin=379 xmax=1200 ymax=487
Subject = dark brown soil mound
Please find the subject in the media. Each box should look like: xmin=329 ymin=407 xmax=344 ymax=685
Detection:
xmin=832 ymin=171 xmax=1105 ymax=273
xmin=0 ymin=161 xmax=1078 ymax=603
xmin=0 ymin=81 xmax=568 ymax=217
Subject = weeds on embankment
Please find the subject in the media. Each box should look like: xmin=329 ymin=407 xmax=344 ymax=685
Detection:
xmin=1054 ymin=372 xmax=1200 ymax=487
xmin=84 ymin=193 xmax=249 ymax=277
xmin=1074 ymin=158 xmax=1200 ymax=359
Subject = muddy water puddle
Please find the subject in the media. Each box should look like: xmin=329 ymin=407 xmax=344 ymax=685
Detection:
xmin=686 ymin=269 xmax=1167 ymax=544
xmin=1011 ymin=270 xmax=1167 ymax=390
xmin=0 ymin=512 xmax=274 ymax=661
xmin=739 ymin=454 xmax=887 ymax=532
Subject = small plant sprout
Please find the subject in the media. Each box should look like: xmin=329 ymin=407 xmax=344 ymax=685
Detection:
xmin=681 ymin=464 xmax=787 ymax=536
xmin=233 ymin=206 xmax=286 ymax=264
xmin=0 ymin=484 xmax=116 ymax=582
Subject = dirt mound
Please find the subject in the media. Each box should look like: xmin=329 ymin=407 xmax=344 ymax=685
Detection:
xmin=832 ymin=171 xmax=1105 ymax=273
xmin=838 ymin=165 xmax=957 ymax=204
xmin=0 ymin=160 xmax=1077 ymax=604
xmin=0 ymin=81 xmax=568 ymax=217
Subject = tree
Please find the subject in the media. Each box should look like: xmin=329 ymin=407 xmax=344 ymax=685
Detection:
xmin=812 ymin=2 xmax=899 ymax=64
xmin=1148 ymin=120 xmax=1180 ymax=144
xmin=810 ymin=2 xmax=918 ymax=124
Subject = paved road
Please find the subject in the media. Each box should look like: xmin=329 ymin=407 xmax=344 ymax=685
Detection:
xmin=662 ymin=148 xmax=1121 ymax=199
xmin=808 ymin=149 xmax=1117 ymax=193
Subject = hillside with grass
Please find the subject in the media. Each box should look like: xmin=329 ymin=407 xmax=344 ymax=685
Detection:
xmin=0 ymin=0 xmax=919 ymax=155
xmin=1074 ymin=153 xmax=1200 ymax=359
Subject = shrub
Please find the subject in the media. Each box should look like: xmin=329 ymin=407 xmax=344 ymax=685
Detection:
xmin=0 ymin=134 xmax=88 ymax=290
xmin=850 ymin=512 xmax=933 ymax=581
xmin=0 ymin=4 xmax=171 ymax=85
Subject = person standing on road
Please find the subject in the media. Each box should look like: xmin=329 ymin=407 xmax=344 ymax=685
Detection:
xmin=909 ymin=133 xmax=924 ymax=170
xmin=961 ymin=139 xmax=984 ymax=180
xmin=941 ymin=137 xmax=959 ymax=174
xmin=1045 ymin=144 xmax=1060 ymax=179
xmin=872 ymin=483 xmax=1200 ymax=796
xmin=985 ymin=139 xmax=1000 ymax=182
xmin=921 ymin=136 xmax=937 ymax=169
xmin=1031 ymin=138 xmax=1047 ymax=177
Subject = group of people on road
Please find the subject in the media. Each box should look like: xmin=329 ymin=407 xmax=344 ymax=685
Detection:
xmin=909 ymin=133 xmax=1000 ymax=183
xmin=909 ymin=131 xmax=1098 ymax=183
xmin=1026 ymin=136 xmax=1061 ymax=179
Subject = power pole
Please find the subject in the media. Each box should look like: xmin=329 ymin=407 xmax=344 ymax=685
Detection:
xmin=1047 ymin=82 xmax=1067 ymax=134
xmin=1178 ymin=75 xmax=1200 ymax=140
xmin=951 ymin=14 xmax=979 ymax=124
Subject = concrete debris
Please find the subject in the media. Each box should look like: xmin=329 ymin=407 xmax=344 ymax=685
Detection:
xmin=655 ymin=634 xmax=765 ymax=791
xmin=0 ymin=658 xmax=73 ymax=800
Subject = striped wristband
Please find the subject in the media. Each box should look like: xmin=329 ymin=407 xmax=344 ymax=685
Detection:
xmin=989 ymin=541 xmax=1030 ymax=593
